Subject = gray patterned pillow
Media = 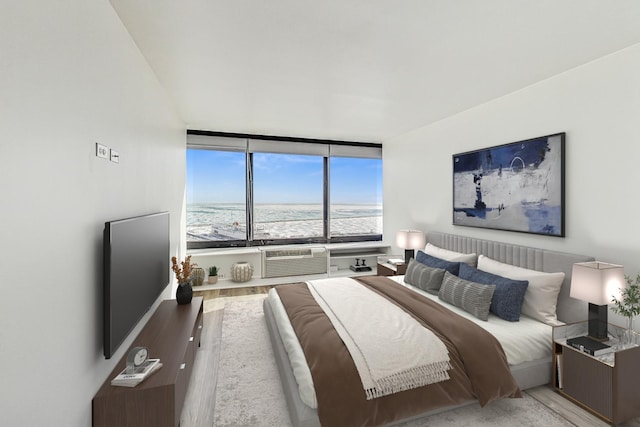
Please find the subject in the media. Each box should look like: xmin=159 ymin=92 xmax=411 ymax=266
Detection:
xmin=438 ymin=271 xmax=496 ymax=321
xmin=403 ymin=259 xmax=446 ymax=295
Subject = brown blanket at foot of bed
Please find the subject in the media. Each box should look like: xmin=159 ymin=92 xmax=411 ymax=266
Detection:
xmin=276 ymin=276 xmax=521 ymax=427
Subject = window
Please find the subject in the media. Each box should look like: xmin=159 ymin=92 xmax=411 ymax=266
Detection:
xmin=186 ymin=148 xmax=247 ymax=244
xmin=186 ymin=131 xmax=382 ymax=248
xmin=253 ymin=153 xmax=324 ymax=240
xmin=329 ymin=157 xmax=383 ymax=238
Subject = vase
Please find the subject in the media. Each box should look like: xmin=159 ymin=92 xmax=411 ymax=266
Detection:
xmin=623 ymin=316 xmax=635 ymax=346
xmin=191 ymin=267 xmax=205 ymax=286
xmin=176 ymin=282 xmax=193 ymax=304
xmin=207 ymin=275 xmax=218 ymax=284
xmin=231 ymin=261 xmax=253 ymax=282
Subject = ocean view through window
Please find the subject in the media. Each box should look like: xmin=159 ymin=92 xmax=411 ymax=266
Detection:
xmin=253 ymin=153 xmax=324 ymax=239
xmin=187 ymin=148 xmax=246 ymax=243
xmin=330 ymin=157 xmax=382 ymax=238
xmin=186 ymin=132 xmax=382 ymax=248
xmin=187 ymin=203 xmax=382 ymax=242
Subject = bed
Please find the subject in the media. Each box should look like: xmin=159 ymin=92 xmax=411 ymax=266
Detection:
xmin=263 ymin=231 xmax=594 ymax=426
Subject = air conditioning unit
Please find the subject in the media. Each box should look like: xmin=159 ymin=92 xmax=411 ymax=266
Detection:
xmin=262 ymin=247 xmax=328 ymax=278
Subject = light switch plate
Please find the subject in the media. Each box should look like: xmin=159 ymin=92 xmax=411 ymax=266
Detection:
xmin=110 ymin=149 xmax=120 ymax=163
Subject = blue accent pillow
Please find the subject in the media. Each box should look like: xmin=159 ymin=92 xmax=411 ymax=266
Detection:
xmin=415 ymin=250 xmax=461 ymax=275
xmin=458 ymin=263 xmax=529 ymax=321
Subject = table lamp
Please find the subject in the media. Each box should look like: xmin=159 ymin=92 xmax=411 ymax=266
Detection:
xmin=396 ymin=230 xmax=426 ymax=264
xmin=570 ymin=261 xmax=624 ymax=340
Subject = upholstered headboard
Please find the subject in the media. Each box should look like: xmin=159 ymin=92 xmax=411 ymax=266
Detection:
xmin=425 ymin=231 xmax=594 ymax=324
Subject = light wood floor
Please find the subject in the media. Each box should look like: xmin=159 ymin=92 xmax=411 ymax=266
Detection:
xmin=183 ymin=286 xmax=640 ymax=427
xmin=193 ymin=284 xmax=275 ymax=300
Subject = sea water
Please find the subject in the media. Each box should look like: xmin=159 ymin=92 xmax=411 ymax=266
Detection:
xmin=187 ymin=203 xmax=382 ymax=241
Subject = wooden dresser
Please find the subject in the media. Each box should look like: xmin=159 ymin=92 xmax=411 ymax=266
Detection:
xmin=93 ymin=297 xmax=204 ymax=427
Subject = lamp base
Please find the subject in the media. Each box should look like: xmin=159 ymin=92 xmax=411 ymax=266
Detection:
xmin=588 ymin=303 xmax=608 ymax=341
xmin=404 ymin=249 xmax=415 ymax=265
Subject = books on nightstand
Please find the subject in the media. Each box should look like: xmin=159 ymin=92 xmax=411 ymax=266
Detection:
xmin=566 ymin=336 xmax=613 ymax=357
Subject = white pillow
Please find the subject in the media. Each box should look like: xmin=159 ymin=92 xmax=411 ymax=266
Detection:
xmin=477 ymin=255 xmax=565 ymax=326
xmin=424 ymin=243 xmax=477 ymax=267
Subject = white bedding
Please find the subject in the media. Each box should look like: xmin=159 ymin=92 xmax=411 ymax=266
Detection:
xmin=389 ymin=276 xmax=553 ymax=367
xmin=267 ymin=276 xmax=553 ymax=409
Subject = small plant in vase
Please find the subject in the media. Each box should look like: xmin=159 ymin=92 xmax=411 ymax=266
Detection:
xmin=172 ymin=255 xmax=195 ymax=304
xmin=611 ymin=274 xmax=640 ymax=345
xmin=208 ymin=266 xmax=219 ymax=284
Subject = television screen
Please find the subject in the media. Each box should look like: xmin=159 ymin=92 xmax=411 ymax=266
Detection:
xmin=103 ymin=212 xmax=170 ymax=359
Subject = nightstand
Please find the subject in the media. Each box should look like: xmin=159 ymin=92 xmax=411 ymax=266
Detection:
xmin=552 ymin=321 xmax=640 ymax=424
xmin=376 ymin=257 xmax=407 ymax=276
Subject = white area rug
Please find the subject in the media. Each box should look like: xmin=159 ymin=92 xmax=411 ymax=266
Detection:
xmin=212 ymin=296 xmax=573 ymax=427
xmin=213 ymin=295 xmax=291 ymax=427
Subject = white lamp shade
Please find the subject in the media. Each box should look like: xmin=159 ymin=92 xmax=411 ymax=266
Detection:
xmin=395 ymin=230 xmax=426 ymax=250
xmin=570 ymin=261 xmax=625 ymax=306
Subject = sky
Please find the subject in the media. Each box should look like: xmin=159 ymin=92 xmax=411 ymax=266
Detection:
xmin=186 ymin=149 xmax=382 ymax=205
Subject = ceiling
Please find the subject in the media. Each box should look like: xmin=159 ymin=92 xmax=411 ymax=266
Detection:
xmin=109 ymin=1 xmax=640 ymax=143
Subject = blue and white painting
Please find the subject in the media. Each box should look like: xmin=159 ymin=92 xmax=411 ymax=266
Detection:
xmin=453 ymin=133 xmax=565 ymax=237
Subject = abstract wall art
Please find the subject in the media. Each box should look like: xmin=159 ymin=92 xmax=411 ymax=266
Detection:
xmin=452 ymin=133 xmax=565 ymax=237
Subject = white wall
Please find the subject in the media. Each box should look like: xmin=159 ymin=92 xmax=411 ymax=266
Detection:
xmin=0 ymin=2 xmax=185 ymax=426
xmin=384 ymin=42 xmax=640 ymax=319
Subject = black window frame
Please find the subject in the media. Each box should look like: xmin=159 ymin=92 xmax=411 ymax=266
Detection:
xmin=186 ymin=130 xmax=382 ymax=250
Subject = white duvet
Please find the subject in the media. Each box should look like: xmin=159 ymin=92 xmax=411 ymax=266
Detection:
xmin=267 ymin=276 xmax=553 ymax=409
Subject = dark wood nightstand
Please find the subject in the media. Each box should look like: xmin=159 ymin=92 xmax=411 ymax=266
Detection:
xmin=553 ymin=322 xmax=640 ymax=424
xmin=377 ymin=262 xmax=407 ymax=276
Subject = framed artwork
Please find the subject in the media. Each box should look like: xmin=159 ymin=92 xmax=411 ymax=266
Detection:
xmin=452 ymin=133 xmax=565 ymax=237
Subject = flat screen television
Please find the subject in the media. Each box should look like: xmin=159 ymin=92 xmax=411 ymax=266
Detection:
xmin=103 ymin=211 xmax=170 ymax=359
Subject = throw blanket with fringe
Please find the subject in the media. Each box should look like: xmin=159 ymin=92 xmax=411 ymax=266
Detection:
xmin=275 ymin=276 xmax=521 ymax=427
xmin=307 ymin=278 xmax=451 ymax=399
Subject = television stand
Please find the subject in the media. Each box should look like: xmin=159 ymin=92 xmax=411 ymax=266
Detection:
xmin=92 ymin=297 xmax=204 ymax=427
